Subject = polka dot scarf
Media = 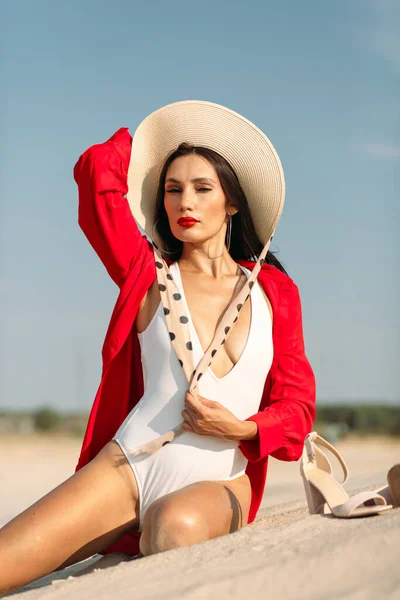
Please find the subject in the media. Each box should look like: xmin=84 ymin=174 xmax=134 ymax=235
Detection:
xmin=131 ymin=236 xmax=273 ymax=456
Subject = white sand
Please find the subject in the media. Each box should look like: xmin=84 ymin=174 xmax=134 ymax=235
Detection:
xmin=1 ymin=435 xmax=400 ymax=599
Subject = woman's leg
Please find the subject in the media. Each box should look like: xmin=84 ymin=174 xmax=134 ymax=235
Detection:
xmin=139 ymin=474 xmax=251 ymax=556
xmin=0 ymin=441 xmax=139 ymax=595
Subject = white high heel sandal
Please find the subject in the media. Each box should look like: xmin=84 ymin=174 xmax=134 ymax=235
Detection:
xmin=300 ymin=432 xmax=392 ymax=518
xmin=387 ymin=464 xmax=400 ymax=506
xmin=375 ymin=463 xmax=400 ymax=507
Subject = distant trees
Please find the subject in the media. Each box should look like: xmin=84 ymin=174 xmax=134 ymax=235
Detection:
xmin=1 ymin=404 xmax=399 ymax=439
xmin=315 ymin=404 xmax=400 ymax=437
xmin=33 ymin=407 xmax=61 ymax=432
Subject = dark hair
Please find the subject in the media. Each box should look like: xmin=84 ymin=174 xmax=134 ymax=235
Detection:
xmin=153 ymin=143 xmax=288 ymax=275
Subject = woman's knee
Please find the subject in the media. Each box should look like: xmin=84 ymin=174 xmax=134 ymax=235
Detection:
xmin=140 ymin=501 xmax=208 ymax=556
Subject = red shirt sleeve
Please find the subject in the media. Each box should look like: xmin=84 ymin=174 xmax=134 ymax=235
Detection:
xmin=239 ymin=281 xmax=316 ymax=463
xmin=73 ymin=128 xmax=149 ymax=287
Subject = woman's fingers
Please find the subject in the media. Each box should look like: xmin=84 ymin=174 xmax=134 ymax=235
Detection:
xmin=181 ymin=409 xmax=195 ymax=428
xmin=183 ymin=402 xmax=198 ymax=418
xmin=185 ymin=390 xmax=218 ymax=411
xmin=184 ymin=391 xmax=202 ymax=411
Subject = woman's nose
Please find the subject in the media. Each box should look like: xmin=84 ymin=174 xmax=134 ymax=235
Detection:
xmin=179 ymin=189 xmax=196 ymax=210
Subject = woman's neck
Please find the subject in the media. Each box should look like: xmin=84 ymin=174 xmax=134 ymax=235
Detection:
xmin=178 ymin=244 xmax=239 ymax=280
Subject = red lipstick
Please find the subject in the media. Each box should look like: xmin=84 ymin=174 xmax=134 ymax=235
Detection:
xmin=177 ymin=217 xmax=199 ymax=228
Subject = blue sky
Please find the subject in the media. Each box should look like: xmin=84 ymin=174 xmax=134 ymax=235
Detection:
xmin=1 ymin=0 xmax=399 ymax=411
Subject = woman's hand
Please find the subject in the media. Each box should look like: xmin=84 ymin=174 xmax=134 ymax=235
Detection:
xmin=181 ymin=391 xmax=258 ymax=441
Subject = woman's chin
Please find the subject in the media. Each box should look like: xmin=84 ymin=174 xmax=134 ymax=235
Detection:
xmin=172 ymin=229 xmax=200 ymax=243
xmin=171 ymin=227 xmax=219 ymax=248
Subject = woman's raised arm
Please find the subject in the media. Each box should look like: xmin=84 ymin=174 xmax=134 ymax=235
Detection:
xmin=74 ymin=128 xmax=151 ymax=287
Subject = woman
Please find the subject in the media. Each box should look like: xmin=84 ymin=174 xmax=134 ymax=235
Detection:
xmin=0 ymin=101 xmax=316 ymax=594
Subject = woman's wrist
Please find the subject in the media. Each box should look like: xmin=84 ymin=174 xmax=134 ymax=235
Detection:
xmin=226 ymin=419 xmax=258 ymax=441
xmin=239 ymin=420 xmax=259 ymax=440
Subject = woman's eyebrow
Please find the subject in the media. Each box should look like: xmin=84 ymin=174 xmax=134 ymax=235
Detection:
xmin=165 ymin=177 xmax=215 ymax=184
xmin=192 ymin=177 xmax=215 ymax=184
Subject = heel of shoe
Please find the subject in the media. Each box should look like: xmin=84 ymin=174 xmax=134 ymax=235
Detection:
xmin=302 ymin=476 xmax=327 ymax=515
xmin=388 ymin=464 xmax=400 ymax=507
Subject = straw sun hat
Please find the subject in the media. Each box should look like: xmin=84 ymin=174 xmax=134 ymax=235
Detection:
xmin=126 ymin=100 xmax=285 ymax=245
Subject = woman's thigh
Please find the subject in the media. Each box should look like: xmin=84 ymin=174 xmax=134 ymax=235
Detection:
xmin=0 ymin=441 xmax=140 ymax=594
xmin=140 ymin=474 xmax=251 ymax=555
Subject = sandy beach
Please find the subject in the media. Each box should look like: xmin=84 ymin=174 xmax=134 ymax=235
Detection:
xmin=1 ymin=435 xmax=399 ymax=599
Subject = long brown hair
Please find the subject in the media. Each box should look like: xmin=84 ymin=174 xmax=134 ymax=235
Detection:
xmin=153 ymin=143 xmax=288 ymax=275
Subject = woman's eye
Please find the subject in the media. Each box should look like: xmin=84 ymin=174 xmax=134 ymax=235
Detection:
xmin=165 ymin=187 xmax=211 ymax=193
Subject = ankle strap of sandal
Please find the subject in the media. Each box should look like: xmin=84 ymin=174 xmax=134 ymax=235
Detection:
xmin=305 ymin=431 xmax=349 ymax=484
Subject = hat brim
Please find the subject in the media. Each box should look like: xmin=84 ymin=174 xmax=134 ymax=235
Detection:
xmin=127 ymin=100 xmax=285 ymax=245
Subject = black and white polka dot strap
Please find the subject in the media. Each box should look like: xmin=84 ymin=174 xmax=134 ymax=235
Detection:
xmin=153 ymin=238 xmax=273 ymax=396
xmin=130 ymin=236 xmax=273 ymax=456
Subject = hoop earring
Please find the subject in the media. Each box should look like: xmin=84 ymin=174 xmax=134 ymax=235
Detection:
xmin=226 ymin=214 xmax=232 ymax=252
xmin=151 ymin=219 xmax=181 ymax=255
xmin=207 ymin=214 xmax=233 ymax=259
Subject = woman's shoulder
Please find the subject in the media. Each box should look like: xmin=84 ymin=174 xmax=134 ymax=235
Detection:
xmin=237 ymin=259 xmax=296 ymax=289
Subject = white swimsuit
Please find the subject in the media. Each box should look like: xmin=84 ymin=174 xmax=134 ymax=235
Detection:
xmin=113 ymin=262 xmax=273 ymax=530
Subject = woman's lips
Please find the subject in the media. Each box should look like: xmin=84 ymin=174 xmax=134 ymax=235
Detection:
xmin=177 ymin=219 xmax=199 ymax=228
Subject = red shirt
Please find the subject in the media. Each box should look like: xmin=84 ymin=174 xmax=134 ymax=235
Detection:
xmin=73 ymin=128 xmax=316 ymax=555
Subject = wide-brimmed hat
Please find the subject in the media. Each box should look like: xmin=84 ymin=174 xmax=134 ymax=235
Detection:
xmin=127 ymin=100 xmax=285 ymax=245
